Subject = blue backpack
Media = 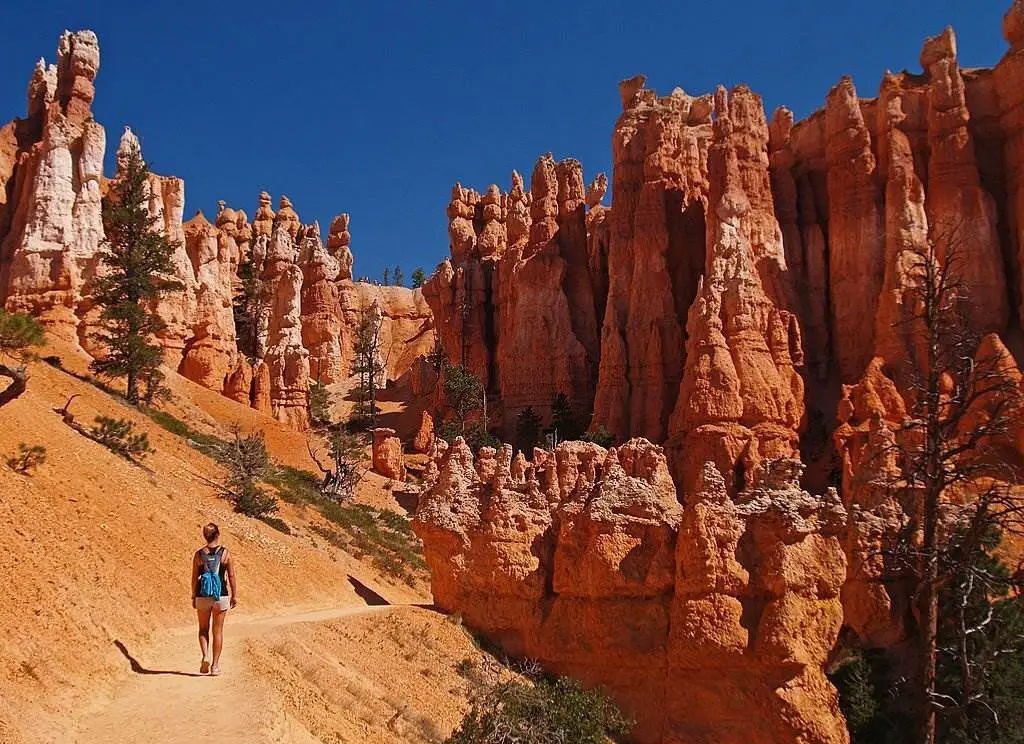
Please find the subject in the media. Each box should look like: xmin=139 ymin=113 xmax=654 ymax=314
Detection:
xmin=196 ymin=547 xmax=224 ymax=598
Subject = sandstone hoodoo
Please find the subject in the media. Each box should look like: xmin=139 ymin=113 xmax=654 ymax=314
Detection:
xmin=425 ymin=7 xmax=1024 ymax=454
xmin=414 ymin=441 xmax=848 ymax=744
xmin=413 ymin=7 xmax=1024 ymax=744
xmin=0 ymin=32 xmax=434 ymax=431
xmin=371 ymin=427 xmax=406 ymax=481
xmin=6 ymin=6 xmax=1024 ymax=744
xmin=422 ymin=154 xmax=608 ymax=436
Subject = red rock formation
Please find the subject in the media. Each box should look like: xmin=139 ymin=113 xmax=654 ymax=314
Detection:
xmin=341 ymin=282 xmax=434 ymax=384
xmin=414 ymin=440 xmax=848 ymax=744
xmin=299 ymin=222 xmax=343 ymax=384
xmin=412 ymin=410 xmax=435 ymax=453
xmin=593 ymin=79 xmax=712 ymax=443
xmin=666 ymin=87 xmax=804 ymax=495
xmin=424 ymin=156 xmax=609 ymax=436
xmin=0 ymin=31 xmax=104 ymax=340
xmin=997 ymin=3 xmax=1024 ymax=328
xmin=823 ymin=78 xmax=885 ymax=383
xmin=922 ymin=30 xmax=1008 ymax=335
xmin=495 ymin=155 xmax=602 ymax=431
xmin=327 ymin=213 xmax=354 ymax=281
xmin=179 ymin=209 xmax=237 ymax=389
xmin=223 ymin=358 xmax=254 ymax=405
xmin=260 ymin=218 xmax=310 ymax=430
xmin=372 ymin=427 xmax=405 ymax=480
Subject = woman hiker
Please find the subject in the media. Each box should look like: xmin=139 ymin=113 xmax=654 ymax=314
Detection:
xmin=191 ymin=523 xmax=237 ymax=675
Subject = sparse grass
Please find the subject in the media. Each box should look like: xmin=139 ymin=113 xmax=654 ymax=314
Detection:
xmin=144 ymin=408 xmax=226 ymax=452
xmin=265 ymin=465 xmax=323 ymax=505
xmin=268 ymin=463 xmax=427 ymax=584
xmin=311 ymin=508 xmax=425 ymax=586
xmin=259 ymin=515 xmax=292 ymax=534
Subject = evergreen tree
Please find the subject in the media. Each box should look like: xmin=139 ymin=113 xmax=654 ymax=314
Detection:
xmin=382 ymin=267 xmax=390 ymax=286
xmin=393 ymin=265 xmax=404 ymax=287
xmin=515 ymin=406 xmax=542 ymax=456
xmin=0 ymin=309 xmax=45 ymax=408
xmin=308 ymin=380 xmax=333 ymax=429
xmin=411 ymin=267 xmax=426 ymax=288
xmin=351 ymin=306 xmax=384 ymax=426
xmin=548 ymin=392 xmax=580 ymax=443
xmin=91 ymin=145 xmax=183 ymax=404
xmin=935 ymin=530 xmax=1024 ymax=744
xmin=443 ymin=364 xmax=484 ymax=434
xmin=233 ymin=252 xmax=261 ymax=360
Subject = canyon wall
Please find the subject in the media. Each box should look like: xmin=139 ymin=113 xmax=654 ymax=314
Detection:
xmin=414 ymin=439 xmax=849 ymax=744
xmin=0 ymin=33 xmax=433 ymax=430
xmin=422 ymin=156 xmax=608 ymax=433
xmin=425 ymin=9 xmax=1024 ymax=459
xmin=415 ymin=6 xmax=1024 ymax=742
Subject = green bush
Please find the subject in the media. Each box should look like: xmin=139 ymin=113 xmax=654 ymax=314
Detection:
xmin=308 ymin=381 xmax=333 ymax=428
xmin=7 ymin=443 xmax=47 ymax=474
xmin=90 ymin=416 xmax=153 ymax=460
xmin=211 ymin=428 xmax=278 ymax=518
xmin=447 ymin=674 xmax=632 ymax=744
xmin=581 ymin=426 xmax=615 ymax=448
xmin=0 ymin=309 xmax=45 ymax=355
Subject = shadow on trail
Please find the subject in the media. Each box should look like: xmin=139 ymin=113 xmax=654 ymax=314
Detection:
xmin=347 ymin=576 xmax=390 ymax=606
xmin=113 ymin=640 xmax=205 ymax=678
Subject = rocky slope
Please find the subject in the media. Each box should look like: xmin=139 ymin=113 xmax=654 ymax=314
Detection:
xmin=0 ymin=33 xmax=433 ymax=430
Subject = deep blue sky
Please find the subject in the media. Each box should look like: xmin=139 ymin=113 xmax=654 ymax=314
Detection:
xmin=0 ymin=1 xmax=1011 ymax=283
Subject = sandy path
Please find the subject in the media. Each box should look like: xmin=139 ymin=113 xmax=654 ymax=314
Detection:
xmin=70 ymin=603 xmax=394 ymax=743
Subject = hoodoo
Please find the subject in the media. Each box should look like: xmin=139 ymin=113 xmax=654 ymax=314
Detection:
xmin=415 ymin=6 xmax=1024 ymax=742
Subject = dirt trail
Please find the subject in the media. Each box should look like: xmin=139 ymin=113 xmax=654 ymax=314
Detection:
xmin=71 ymin=603 xmax=394 ymax=744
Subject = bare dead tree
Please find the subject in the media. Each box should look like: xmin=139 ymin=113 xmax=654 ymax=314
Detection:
xmin=307 ymin=431 xmax=369 ymax=501
xmin=876 ymin=224 xmax=1024 ymax=744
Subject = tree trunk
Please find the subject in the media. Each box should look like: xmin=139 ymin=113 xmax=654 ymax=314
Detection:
xmin=126 ymin=369 xmax=139 ymax=404
xmin=921 ymin=486 xmax=940 ymax=744
xmin=0 ymin=363 xmax=27 ymax=407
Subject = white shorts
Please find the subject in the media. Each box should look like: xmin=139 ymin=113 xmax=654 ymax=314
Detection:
xmin=195 ymin=596 xmax=230 ymax=612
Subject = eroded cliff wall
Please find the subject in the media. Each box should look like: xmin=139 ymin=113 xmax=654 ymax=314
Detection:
xmin=0 ymin=33 xmax=433 ymax=430
xmin=425 ymin=11 xmax=1024 ymax=463
xmin=414 ymin=439 xmax=849 ymax=744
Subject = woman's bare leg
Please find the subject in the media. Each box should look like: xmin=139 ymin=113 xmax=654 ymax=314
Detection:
xmin=210 ymin=607 xmax=227 ymax=673
xmin=197 ymin=606 xmax=212 ymax=673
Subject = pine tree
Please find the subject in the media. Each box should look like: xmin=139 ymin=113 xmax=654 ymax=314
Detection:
xmin=233 ymin=252 xmax=261 ymax=360
xmin=411 ymin=267 xmax=426 ymax=288
xmin=91 ymin=145 xmax=182 ymax=404
xmin=382 ymin=267 xmax=390 ymax=286
xmin=549 ymin=392 xmax=580 ymax=443
xmin=0 ymin=310 xmax=45 ymax=408
xmin=351 ymin=306 xmax=384 ymax=426
xmin=515 ymin=406 xmax=542 ymax=456
xmin=393 ymin=265 xmax=404 ymax=287
xmin=308 ymin=380 xmax=333 ymax=428
xmin=443 ymin=364 xmax=484 ymax=434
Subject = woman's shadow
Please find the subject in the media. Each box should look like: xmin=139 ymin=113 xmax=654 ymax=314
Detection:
xmin=113 ymin=640 xmax=205 ymax=678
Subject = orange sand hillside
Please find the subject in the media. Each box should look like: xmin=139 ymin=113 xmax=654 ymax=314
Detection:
xmin=0 ymin=343 xmax=482 ymax=744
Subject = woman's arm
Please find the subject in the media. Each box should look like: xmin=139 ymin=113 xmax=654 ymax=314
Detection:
xmin=225 ymin=551 xmax=238 ymax=608
xmin=190 ymin=551 xmax=200 ymax=608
